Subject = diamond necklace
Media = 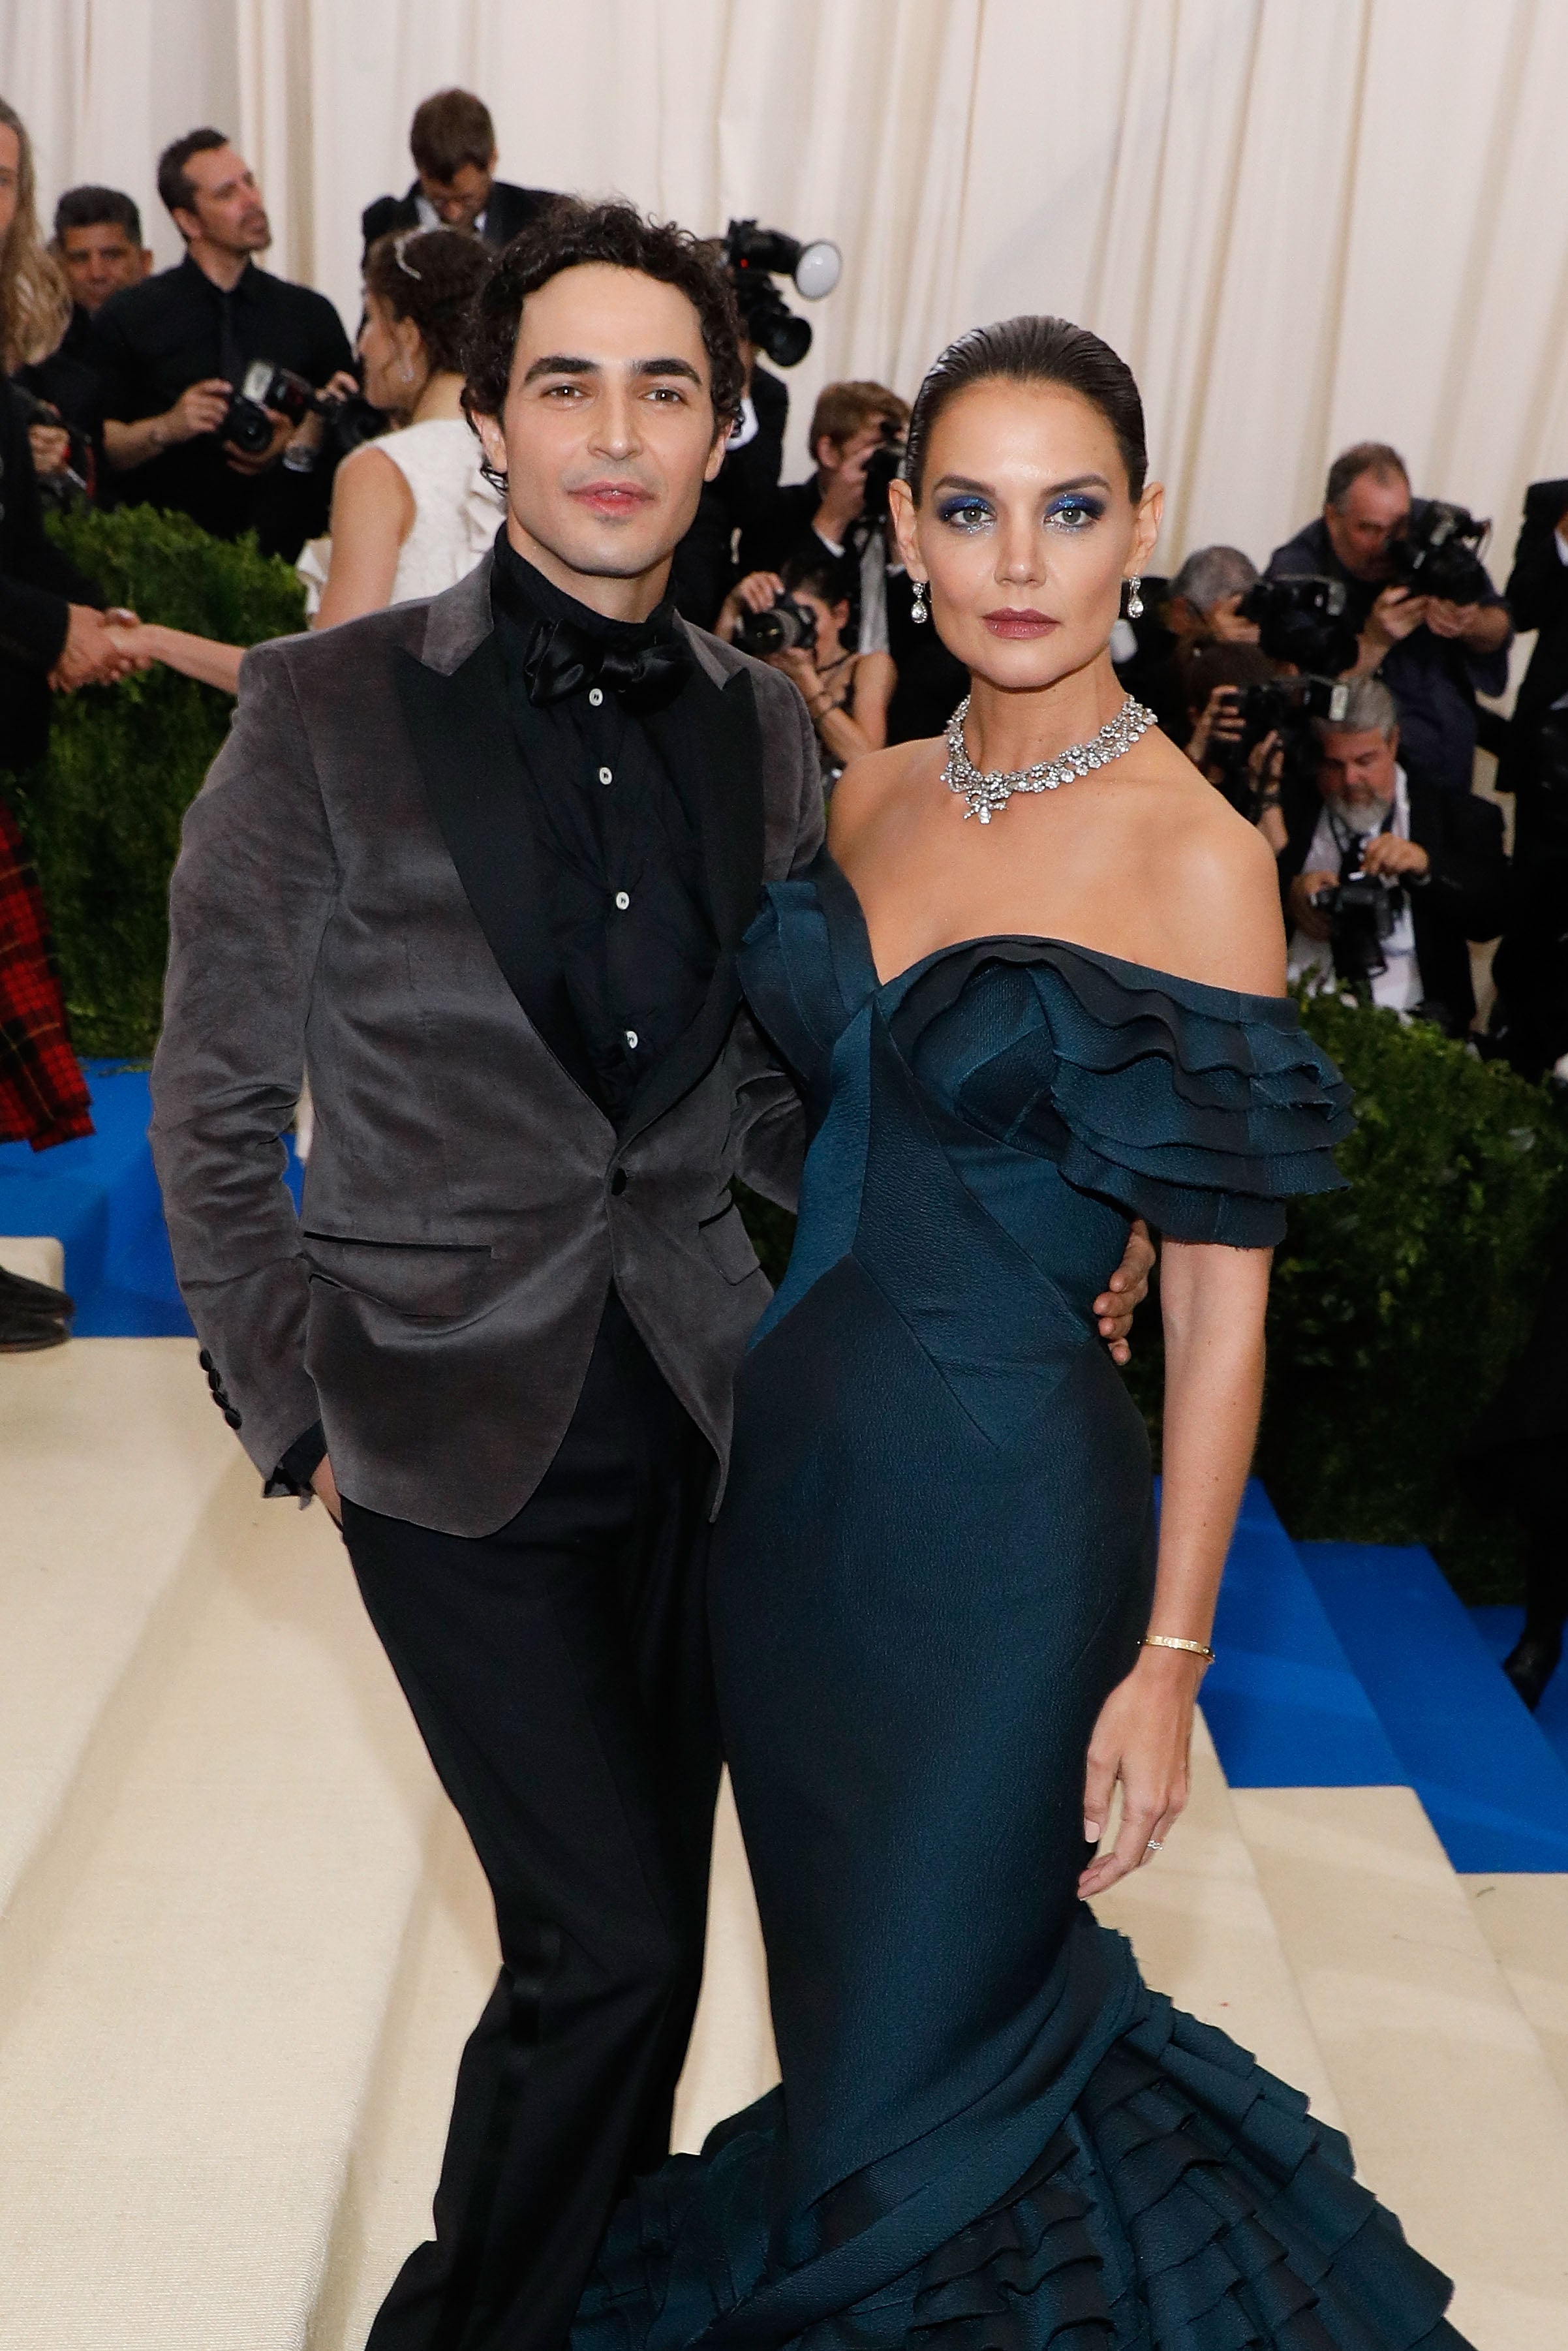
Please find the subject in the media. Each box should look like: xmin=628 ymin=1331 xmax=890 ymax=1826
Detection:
xmin=943 ymin=692 xmax=1157 ymax=823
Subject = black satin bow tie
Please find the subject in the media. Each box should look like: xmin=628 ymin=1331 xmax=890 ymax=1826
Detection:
xmin=522 ymin=613 xmax=691 ymax=714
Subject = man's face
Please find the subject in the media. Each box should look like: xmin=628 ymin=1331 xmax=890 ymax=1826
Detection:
xmin=418 ymin=156 xmax=494 ymax=230
xmin=816 ymin=420 xmax=891 ymax=505
xmin=474 ymin=262 xmax=727 ymax=594
xmin=59 ymin=220 xmax=151 ymax=311
xmin=1317 ymin=725 xmax=1399 ymax=829
xmin=1323 ymin=468 xmax=1411 ymax=583
xmin=176 ymin=145 xmax=270 ymax=256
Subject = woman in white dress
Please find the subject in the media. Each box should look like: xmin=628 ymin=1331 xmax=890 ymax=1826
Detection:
xmin=108 ymin=228 xmax=500 ymax=686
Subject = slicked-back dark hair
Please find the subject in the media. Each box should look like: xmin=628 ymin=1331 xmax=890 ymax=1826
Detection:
xmin=904 ymin=315 xmax=1148 ymax=504
xmin=463 ymin=198 xmax=743 ymax=446
xmin=55 ymin=185 xmax=143 ymax=245
xmin=157 ymin=128 xmax=230 ymax=220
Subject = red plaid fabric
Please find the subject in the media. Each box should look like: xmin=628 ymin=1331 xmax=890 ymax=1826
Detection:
xmin=0 ymin=795 xmax=93 ymax=1150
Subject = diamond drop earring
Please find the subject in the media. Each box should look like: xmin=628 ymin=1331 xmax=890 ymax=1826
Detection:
xmin=1126 ymin=576 xmax=1143 ymax=620
xmin=911 ymin=579 xmax=929 ymax=624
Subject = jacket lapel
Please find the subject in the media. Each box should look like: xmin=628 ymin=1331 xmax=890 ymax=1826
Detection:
xmin=393 ymin=634 xmax=603 ymax=1104
xmin=621 ymin=658 xmax=766 ymax=1143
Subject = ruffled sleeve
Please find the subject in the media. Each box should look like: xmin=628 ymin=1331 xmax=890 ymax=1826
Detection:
xmin=893 ymin=942 xmax=1354 ymax=1248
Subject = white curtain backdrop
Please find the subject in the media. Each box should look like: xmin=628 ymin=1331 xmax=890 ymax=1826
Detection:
xmin=8 ymin=0 xmax=1568 ymax=605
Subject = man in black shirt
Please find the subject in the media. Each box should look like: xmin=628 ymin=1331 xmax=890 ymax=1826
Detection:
xmin=91 ymin=129 xmax=353 ymax=559
xmin=1267 ymin=440 xmax=1511 ymax=798
xmin=361 ymin=87 xmax=554 ymax=258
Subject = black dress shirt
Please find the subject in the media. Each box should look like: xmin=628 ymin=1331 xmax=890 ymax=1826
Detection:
xmin=1267 ymin=508 xmax=1511 ymax=797
xmin=489 ymin=536 xmax=716 ymax=1126
xmin=89 ymin=254 xmax=352 ymax=557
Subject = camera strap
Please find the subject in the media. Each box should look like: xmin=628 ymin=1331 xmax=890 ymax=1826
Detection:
xmin=1327 ymin=802 xmax=1392 ymax=877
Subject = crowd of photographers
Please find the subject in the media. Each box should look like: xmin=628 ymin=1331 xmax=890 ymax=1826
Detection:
xmin=7 ymin=82 xmax=1568 ymax=1109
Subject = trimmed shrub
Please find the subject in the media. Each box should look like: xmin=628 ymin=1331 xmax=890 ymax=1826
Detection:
xmin=11 ymin=504 xmax=306 ymax=1056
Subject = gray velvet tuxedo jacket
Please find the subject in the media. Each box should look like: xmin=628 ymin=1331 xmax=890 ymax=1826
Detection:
xmin=150 ymin=554 xmax=823 ymax=1537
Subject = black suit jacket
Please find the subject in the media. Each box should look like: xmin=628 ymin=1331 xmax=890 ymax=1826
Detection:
xmin=150 ymin=555 xmax=823 ymax=1535
xmin=1502 ymin=478 xmax=1568 ymax=799
xmin=1276 ymin=771 xmax=1509 ymax=1026
xmin=360 ymin=179 xmax=556 ymax=260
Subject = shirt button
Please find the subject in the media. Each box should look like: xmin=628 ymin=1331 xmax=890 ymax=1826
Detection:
xmin=625 ymin=1029 xmax=639 ymax=1051
xmin=598 ymin=765 xmax=613 ymax=785
xmin=588 ymin=687 xmax=604 ymax=707
xmin=614 ymin=889 xmax=630 ymax=911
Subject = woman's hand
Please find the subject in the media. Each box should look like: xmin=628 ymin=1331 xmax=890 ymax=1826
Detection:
xmin=769 ymin=643 xmax=823 ymax=704
xmin=1077 ymin=1645 xmax=1202 ymax=1898
xmin=715 ymin=570 xmax=782 ymax=644
xmin=1186 ymin=683 xmax=1242 ymax=768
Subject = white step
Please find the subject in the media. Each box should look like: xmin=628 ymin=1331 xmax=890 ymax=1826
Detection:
xmin=0 ymin=1339 xmax=236 ymax=2026
xmin=1465 ymin=1871 xmax=1568 ymax=2110
xmin=1091 ymin=1710 xmax=1341 ymax=2123
xmin=0 ymin=1446 xmax=443 ymax=2350
xmin=0 ymin=1237 xmax=66 ymax=1289
xmin=1233 ymin=1785 xmax=1568 ymax=2346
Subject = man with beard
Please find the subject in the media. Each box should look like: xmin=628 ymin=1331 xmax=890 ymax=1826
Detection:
xmin=1274 ymin=675 xmax=1508 ymax=1031
xmin=91 ymin=129 xmax=352 ymax=559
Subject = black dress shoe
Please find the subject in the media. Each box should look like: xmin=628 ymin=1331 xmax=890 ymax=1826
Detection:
xmin=0 ymin=1264 xmax=75 ymax=1317
xmin=0 ymin=1300 xmax=70 ymax=1353
xmin=1503 ymin=1628 xmax=1564 ymax=1712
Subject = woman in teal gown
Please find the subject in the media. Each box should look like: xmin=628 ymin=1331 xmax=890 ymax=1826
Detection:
xmin=577 ymin=319 xmax=1469 ymax=2348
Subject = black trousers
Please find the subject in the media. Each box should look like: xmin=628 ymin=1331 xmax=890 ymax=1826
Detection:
xmin=342 ymin=1291 xmax=721 ymax=2351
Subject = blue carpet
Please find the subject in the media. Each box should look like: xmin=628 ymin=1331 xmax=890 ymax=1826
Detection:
xmin=1300 ymin=1544 xmax=1568 ymax=1872
xmin=1201 ymin=1482 xmax=1406 ymax=1789
xmin=0 ymin=1064 xmax=301 ymax=1338
xmin=1470 ymin=1606 xmax=1568 ymax=1781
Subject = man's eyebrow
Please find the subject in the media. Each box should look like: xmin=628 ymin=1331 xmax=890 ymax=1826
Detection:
xmin=519 ymin=354 xmax=704 ymax=387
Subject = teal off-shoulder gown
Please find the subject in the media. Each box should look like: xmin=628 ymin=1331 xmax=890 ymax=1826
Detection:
xmin=575 ymin=853 xmax=1469 ymax=2351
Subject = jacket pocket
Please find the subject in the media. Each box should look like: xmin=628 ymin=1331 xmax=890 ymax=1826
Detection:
xmin=301 ymin=1233 xmax=493 ymax=1319
xmin=698 ymin=1202 xmax=762 ymax=1285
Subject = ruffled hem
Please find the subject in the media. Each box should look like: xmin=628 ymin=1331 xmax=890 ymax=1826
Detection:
xmin=889 ymin=942 xmax=1353 ymax=1247
xmin=576 ymin=1995 xmax=1466 ymax=2351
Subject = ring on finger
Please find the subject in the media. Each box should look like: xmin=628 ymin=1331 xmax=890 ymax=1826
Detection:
xmin=1145 ymin=1837 xmax=1164 ymax=1854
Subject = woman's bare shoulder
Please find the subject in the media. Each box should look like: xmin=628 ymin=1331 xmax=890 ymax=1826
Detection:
xmin=1139 ymin=775 xmax=1287 ymax=996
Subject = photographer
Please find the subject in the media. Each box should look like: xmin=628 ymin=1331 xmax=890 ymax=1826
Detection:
xmin=14 ymin=185 xmax=151 ymax=501
xmin=361 ymin=88 xmax=554 ymax=256
xmin=720 ymin=551 xmax=894 ymax=790
xmin=1484 ymin=478 xmax=1568 ymax=1079
xmin=1123 ymin=544 xmax=1261 ymax=742
xmin=737 ymin=378 xmax=909 ymax=645
xmin=1268 ymin=442 xmax=1511 ymax=798
xmin=91 ymin=129 xmax=354 ymax=560
xmin=1276 ymin=676 xmax=1508 ymax=1030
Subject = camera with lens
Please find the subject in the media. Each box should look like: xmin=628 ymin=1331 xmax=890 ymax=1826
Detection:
xmin=219 ymin=358 xmax=324 ymax=456
xmin=1387 ymin=499 xmax=1492 ymax=605
xmin=1208 ymin=671 xmax=1350 ymax=818
xmin=859 ymin=415 xmax=907 ymax=527
xmin=722 ymin=221 xmax=842 ymax=368
xmin=1238 ymin=575 xmax=1360 ymax=674
xmin=734 ymin=592 xmax=821 ymax=659
xmin=1308 ymin=868 xmax=1404 ymax=986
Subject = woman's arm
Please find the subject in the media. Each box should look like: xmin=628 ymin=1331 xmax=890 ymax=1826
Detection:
xmin=1079 ymin=1238 xmax=1271 ymax=1897
xmin=817 ymin=649 xmax=895 ymax=763
xmin=105 ymin=620 xmax=245 ymax=696
xmin=313 ymin=445 xmax=414 ymax=630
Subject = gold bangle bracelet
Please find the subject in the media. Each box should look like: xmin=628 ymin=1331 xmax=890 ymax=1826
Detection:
xmin=1141 ymin=1634 xmax=1216 ymax=1662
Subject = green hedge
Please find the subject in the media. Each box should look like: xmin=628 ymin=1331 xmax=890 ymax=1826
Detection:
xmin=743 ymin=996 xmax=1568 ymax=1603
xmin=10 ymin=504 xmax=306 ymax=1056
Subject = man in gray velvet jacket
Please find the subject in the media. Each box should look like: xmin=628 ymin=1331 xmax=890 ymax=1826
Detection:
xmin=151 ymin=204 xmax=1149 ymax=2351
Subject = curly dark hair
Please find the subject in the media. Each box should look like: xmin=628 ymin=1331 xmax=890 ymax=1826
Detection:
xmin=463 ymin=198 xmax=743 ymax=451
xmin=363 ymin=228 xmax=494 ymax=378
xmin=904 ymin=315 xmax=1148 ymax=505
